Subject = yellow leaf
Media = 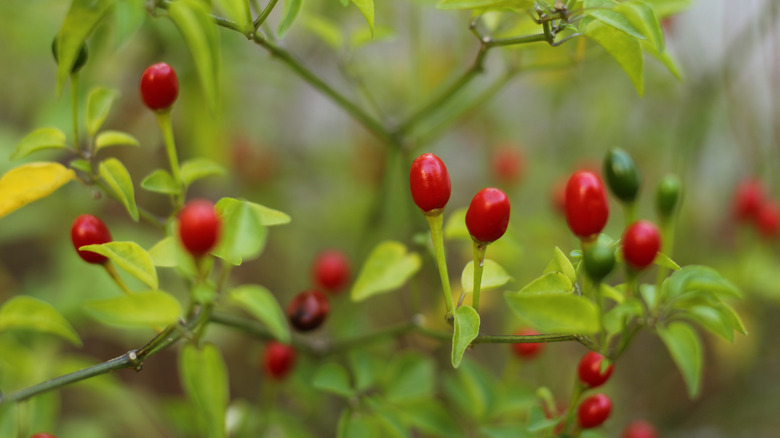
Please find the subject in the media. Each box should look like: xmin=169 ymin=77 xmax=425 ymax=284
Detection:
xmin=0 ymin=162 xmax=76 ymax=219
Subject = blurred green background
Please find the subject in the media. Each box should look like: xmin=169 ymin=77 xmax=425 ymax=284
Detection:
xmin=1 ymin=0 xmax=779 ymax=437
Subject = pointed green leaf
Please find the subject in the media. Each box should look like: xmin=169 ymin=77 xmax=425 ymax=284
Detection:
xmin=169 ymin=0 xmax=221 ymax=111
xmin=396 ymin=399 xmax=461 ymax=437
xmin=543 ymin=247 xmax=577 ymax=284
xmin=250 ymin=202 xmax=291 ymax=226
xmin=95 ymin=130 xmax=140 ymax=152
xmin=85 ymin=290 xmax=182 ymax=328
xmin=86 ymin=87 xmax=119 ymax=137
xmin=643 ymin=40 xmax=683 ymax=80
xmin=179 ymin=343 xmax=229 ymax=438
xmin=664 ymin=265 xmax=742 ymax=301
xmin=0 ymin=296 xmax=82 ymax=346
xmin=437 ymin=0 xmax=533 ymax=10
xmin=644 ymin=0 xmax=691 ymax=18
xmin=79 ymin=241 xmax=158 ymax=289
xmin=351 ymin=0 xmax=374 ymax=34
xmin=657 ymin=322 xmax=702 ymax=398
xmin=11 ymin=128 xmax=68 ymax=161
xmin=141 ymin=169 xmax=180 ymax=195
xmin=383 ymin=352 xmax=435 ymax=402
xmin=518 ymin=272 xmax=573 ymax=294
xmin=70 ymin=158 xmax=90 ymax=174
xmin=228 ymin=285 xmax=290 ymax=343
xmin=302 ymin=15 xmax=345 ymax=49
xmin=603 ymin=297 xmax=643 ymax=337
xmin=149 ymin=236 xmax=177 ymax=267
xmin=504 ymin=292 xmax=599 ymax=333
xmin=654 ymin=252 xmax=680 ymax=270
xmin=313 ymin=362 xmax=355 ymax=397
xmin=212 ymin=198 xmax=269 ymax=265
xmin=584 ymin=20 xmax=644 ymax=95
xmin=350 ymin=25 xmax=394 ymax=48
xmin=99 ymin=158 xmax=138 ymax=221
xmin=348 ymin=350 xmax=383 ymax=392
xmin=452 ymin=305 xmax=480 ymax=368
xmin=618 ymin=0 xmax=664 ymax=51
xmin=55 ymin=0 xmax=115 ymax=94
xmin=351 ymin=241 xmax=422 ymax=302
xmin=181 ymin=158 xmax=226 ymax=187
xmin=278 ymin=0 xmax=303 ymax=38
xmin=461 ymin=259 xmax=512 ymax=294
xmin=584 ymin=0 xmax=646 ymax=40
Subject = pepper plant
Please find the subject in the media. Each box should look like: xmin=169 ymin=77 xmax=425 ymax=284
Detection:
xmin=0 ymin=0 xmax=749 ymax=437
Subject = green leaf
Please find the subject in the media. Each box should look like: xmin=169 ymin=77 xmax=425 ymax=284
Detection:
xmin=351 ymin=241 xmax=422 ymax=302
xmin=643 ymin=40 xmax=683 ymax=80
xmin=70 ymin=158 xmax=90 ymax=174
xmin=437 ymin=0 xmax=532 ymax=10
xmin=657 ymin=322 xmax=702 ymax=398
xmin=212 ymin=198 xmax=269 ymax=265
xmin=0 ymin=404 xmax=18 ymax=438
xmin=351 ymin=0 xmax=375 ymax=35
xmin=179 ymin=343 xmax=229 ymax=438
xmin=480 ymin=424 xmax=533 ymax=438
xmin=115 ymin=0 xmax=146 ymax=46
xmin=313 ymin=362 xmax=355 ymax=397
xmin=55 ymin=0 xmax=115 ymax=94
xmin=95 ymin=130 xmax=140 ymax=152
xmin=250 ymin=202 xmax=291 ymax=226
xmin=383 ymin=352 xmax=435 ymax=403
xmin=395 ymin=399 xmax=461 ymax=437
xmin=584 ymin=20 xmax=644 ymax=95
xmin=654 ymin=252 xmax=680 ymax=270
xmin=617 ymin=0 xmax=664 ymax=51
xmin=11 ymin=127 xmax=68 ymax=160
xmin=583 ymin=0 xmax=646 ymax=40
xmin=301 ymin=15 xmax=345 ymax=49
xmin=348 ymin=350 xmax=383 ymax=392
xmin=461 ymin=259 xmax=512 ymax=294
xmin=99 ymin=158 xmax=139 ymax=221
xmin=85 ymin=290 xmax=182 ymax=328
xmin=640 ymin=283 xmax=659 ymax=310
xmin=643 ymin=0 xmax=691 ymax=18
xmin=338 ymin=410 xmax=384 ymax=438
xmin=543 ymin=247 xmax=577 ymax=284
xmin=214 ymin=0 xmax=253 ymax=34
xmin=181 ymin=158 xmax=226 ymax=187
xmin=518 ymin=272 xmax=573 ymax=294
xmin=504 ymin=292 xmax=600 ymax=334
xmin=452 ymin=305 xmax=480 ymax=368
xmin=601 ymin=283 xmax=624 ymax=303
xmin=228 ymin=285 xmax=290 ymax=343
xmin=86 ymin=87 xmax=119 ymax=137
xmin=278 ymin=0 xmax=303 ymax=38
xmin=603 ymin=297 xmax=643 ymax=337
xmin=80 ymin=241 xmax=158 ymax=289
xmin=169 ymin=0 xmax=221 ymax=112
xmin=350 ymin=25 xmax=394 ymax=48
xmin=663 ymin=265 xmax=742 ymax=301
xmin=0 ymin=296 xmax=82 ymax=346
xmin=671 ymin=297 xmax=746 ymax=342
xmin=141 ymin=169 xmax=180 ymax=195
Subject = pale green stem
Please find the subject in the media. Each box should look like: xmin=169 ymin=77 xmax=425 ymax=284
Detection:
xmin=253 ymin=0 xmax=278 ymax=30
xmin=425 ymin=213 xmax=455 ymax=319
xmin=471 ymin=241 xmax=487 ymax=312
xmin=154 ymin=110 xmax=183 ymax=206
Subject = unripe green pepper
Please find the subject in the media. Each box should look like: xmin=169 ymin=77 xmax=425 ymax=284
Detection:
xmin=52 ymin=37 xmax=89 ymax=74
xmin=656 ymin=174 xmax=682 ymax=220
xmin=603 ymin=148 xmax=640 ymax=203
xmin=582 ymin=239 xmax=616 ymax=283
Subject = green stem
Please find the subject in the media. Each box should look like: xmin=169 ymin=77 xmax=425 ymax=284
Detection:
xmin=425 ymin=213 xmax=455 ymax=319
xmin=654 ymin=218 xmax=676 ymax=295
xmin=0 ymin=314 xmax=200 ymax=405
xmin=471 ymin=241 xmax=487 ymax=312
xmin=70 ymin=72 xmax=80 ymax=153
xmin=103 ymin=262 xmax=134 ymax=296
xmin=95 ymin=181 xmax=166 ymax=231
xmin=250 ymin=34 xmax=398 ymax=147
xmin=486 ymin=33 xmax=547 ymax=48
xmin=154 ymin=110 xmax=183 ymax=206
xmin=253 ymin=0 xmax=278 ymax=30
xmin=562 ymin=381 xmax=585 ymax=435
xmin=471 ymin=333 xmax=580 ymax=344
xmin=623 ymin=201 xmax=638 ymax=227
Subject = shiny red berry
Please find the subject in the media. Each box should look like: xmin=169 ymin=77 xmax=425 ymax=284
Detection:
xmin=287 ymin=290 xmax=330 ymax=331
xmin=263 ymin=341 xmax=296 ymax=380
xmin=492 ymin=146 xmax=524 ymax=185
xmin=756 ymin=200 xmax=780 ymax=238
xmin=621 ymin=420 xmax=659 ymax=438
xmin=511 ymin=328 xmax=544 ymax=359
xmin=312 ymin=249 xmax=351 ymax=293
xmin=622 ymin=220 xmax=661 ymax=270
xmin=30 ymin=434 xmax=58 ymax=438
xmin=734 ymin=178 xmax=764 ymax=222
xmin=140 ymin=62 xmax=179 ymax=111
xmin=578 ymin=351 xmax=614 ymax=388
xmin=565 ymin=171 xmax=609 ymax=240
xmin=410 ymin=153 xmax=451 ymax=213
xmin=578 ymin=393 xmax=612 ymax=429
xmin=71 ymin=214 xmax=112 ymax=264
xmin=178 ymin=200 xmax=221 ymax=257
xmin=465 ymin=187 xmax=511 ymax=244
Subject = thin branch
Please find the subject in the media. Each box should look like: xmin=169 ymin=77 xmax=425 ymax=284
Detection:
xmin=253 ymin=0 xmax=279 ymax=31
